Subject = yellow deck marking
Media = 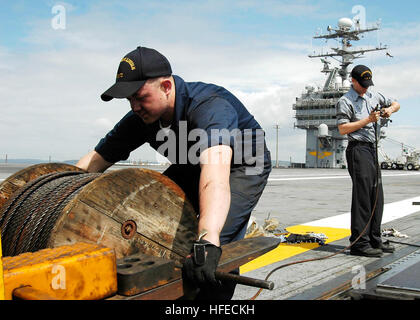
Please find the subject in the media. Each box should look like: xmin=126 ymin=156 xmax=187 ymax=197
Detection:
xmin=240 ymin=225 xmax=351 ymax=274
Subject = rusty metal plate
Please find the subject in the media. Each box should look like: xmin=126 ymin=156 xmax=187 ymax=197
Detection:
xmin=117 ymin=253 xmax=175 ymax=296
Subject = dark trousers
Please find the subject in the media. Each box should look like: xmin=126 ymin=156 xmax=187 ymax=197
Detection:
xmin=346 ymin=142 xmax=384 ymax=250
xmin=163 ymin=152 xmax=272 ymax=299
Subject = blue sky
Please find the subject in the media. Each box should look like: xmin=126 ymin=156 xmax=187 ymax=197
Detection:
xmin=2 ymin=1 xmax=418 ymax=48
xmin=1 ymin=0 xmax=419 ymax=162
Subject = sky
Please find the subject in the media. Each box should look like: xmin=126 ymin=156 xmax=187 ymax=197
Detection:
xmin=0 ymin=0 xmax=419 ymax=163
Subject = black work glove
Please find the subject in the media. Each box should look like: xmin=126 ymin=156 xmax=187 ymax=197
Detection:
xmin=182 ymin=239 xmax=222 ymax=289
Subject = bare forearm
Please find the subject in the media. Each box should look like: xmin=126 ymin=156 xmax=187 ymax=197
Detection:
xmin=338 ymin=118 xmax=371 ymax=135
xmin=198 ymin=179 xmax=230 ymax=246
xmin=198 ymin=145 xmax=232 ymax=246
xmin=76 ymin=150 xmax=113 ymax=173
xmin=391 ymin=101 xmax=400 ymax=112
xmin=384 ymin=101 xmax=400 ymax=116
xmin=338 ymin=108 xmax=382 ymax=135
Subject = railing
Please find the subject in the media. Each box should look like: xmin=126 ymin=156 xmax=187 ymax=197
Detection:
xmin=295 ymin=119 xmax=338 ymax=128
xmin=294 ymin=109 xmax=337 ymax=116
xmin=293 ymin=97 xmax=340 ymax=109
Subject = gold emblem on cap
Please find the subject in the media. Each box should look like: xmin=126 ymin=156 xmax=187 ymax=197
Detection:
xmin=121 ymin=57 xmax=136 ymax=71
xmin=117 ymin=73 xmax=124 ymax=79
xmin=361 ymin=70 xmax=372 ymax=79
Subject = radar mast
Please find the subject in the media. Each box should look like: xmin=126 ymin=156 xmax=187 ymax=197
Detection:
xmin=309 ymin=17 xmax=387 ymax=87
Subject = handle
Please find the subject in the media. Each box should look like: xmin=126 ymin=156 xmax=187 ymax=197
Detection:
xmin=215 ymin=271 xmax=274 ymax=290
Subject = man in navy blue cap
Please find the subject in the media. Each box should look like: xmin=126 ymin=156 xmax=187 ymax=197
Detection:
xmin=336 ymin=65 xmax=400 ymax=258
xmin=76 ymin=46 xmax=271 ymax=299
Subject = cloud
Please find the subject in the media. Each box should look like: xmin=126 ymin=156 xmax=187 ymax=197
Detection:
xmin=0 ymin=1 xmax=418 ymax=165
xmin=93 ymin=117 xmax=113 ymax=129
xmin=0 ymin=2 xmax=318 ymax=162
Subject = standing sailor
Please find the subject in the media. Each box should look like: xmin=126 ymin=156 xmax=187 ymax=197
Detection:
xmin=336 ymin=65 xmax=400 ymax=257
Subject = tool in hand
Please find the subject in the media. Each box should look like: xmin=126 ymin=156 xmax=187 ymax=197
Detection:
xmin=215 ymin=271 xmax=274 ymax=290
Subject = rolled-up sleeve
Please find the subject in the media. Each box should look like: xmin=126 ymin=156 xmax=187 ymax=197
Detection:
xmin=336 ymin=98 xmax=352 ymax=125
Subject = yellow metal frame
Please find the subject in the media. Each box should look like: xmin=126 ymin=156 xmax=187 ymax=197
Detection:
xmin=2 ymin=242 xmax=117 ymax=300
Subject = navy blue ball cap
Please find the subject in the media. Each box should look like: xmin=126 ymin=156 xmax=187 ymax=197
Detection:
xmin=351 ymin=65 xmax=374 ymax=88
xmin=101 ymin=46 xmax=172 ymax=102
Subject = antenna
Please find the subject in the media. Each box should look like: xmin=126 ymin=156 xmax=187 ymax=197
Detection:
xmin=309 ymin=17 xmax=388 ymax=86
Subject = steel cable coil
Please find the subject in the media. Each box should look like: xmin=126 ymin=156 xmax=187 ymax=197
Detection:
xmin=0 ymin=171 xmax=101 ymax=256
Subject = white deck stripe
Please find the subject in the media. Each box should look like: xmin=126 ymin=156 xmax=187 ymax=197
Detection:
xmin=268 ymin=172 xmax=420 ymax=181
xmin=269 ymin=175 xmax=349 ymax=181
xmin=302 ymin=196 xmax=420 ymax=229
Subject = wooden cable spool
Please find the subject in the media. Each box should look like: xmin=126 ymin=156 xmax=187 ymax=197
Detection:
xmin=0 ymin=163 xmax=198 ymax=265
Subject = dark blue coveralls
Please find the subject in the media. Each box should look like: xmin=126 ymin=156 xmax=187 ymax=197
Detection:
xmin=95 ymin=75 xmax=272 ymax=299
